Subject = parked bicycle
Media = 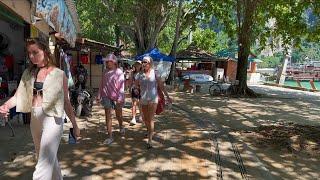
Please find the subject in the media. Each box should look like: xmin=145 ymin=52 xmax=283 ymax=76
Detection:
xmin=209 ymin=81 xmax=224 ymax=96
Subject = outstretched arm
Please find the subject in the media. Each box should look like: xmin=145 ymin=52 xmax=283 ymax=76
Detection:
xmin=63 ymin=75 xmax=80 ymax=138
xmin=0 ymin=94 xmax=17 ymax=117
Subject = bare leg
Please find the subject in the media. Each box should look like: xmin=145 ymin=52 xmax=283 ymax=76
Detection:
xmin=105 ymin=108 xmax=112 ymax=138
xmin=131 ymin=99 xmax=137 ymax=118
xmin=141 ymin=105 xmax=149 ymax=132
xmin=138 ymin=100 xmax=143 ymax=122
xmin=142 ymin=103 xmax=157 ymax=146
xmin=148 ymin=103 xmax=157 ymax=144
xmin=115 ymin=103 xmax=123 ymax=129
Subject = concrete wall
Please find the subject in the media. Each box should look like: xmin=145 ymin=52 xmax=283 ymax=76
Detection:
xmin=225 ymin=60 xmax=237 ymax=82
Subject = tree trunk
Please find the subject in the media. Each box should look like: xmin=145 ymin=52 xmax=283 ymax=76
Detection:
xmin=166 ymin=0 xmax=183 ymax=84
xmin=115 ymin=25 xmax=121 ymax=47
xmin=276 ymin=52 xmax=291 ymax=85
xmin=228 ymin=0 xmax=258 ymax=97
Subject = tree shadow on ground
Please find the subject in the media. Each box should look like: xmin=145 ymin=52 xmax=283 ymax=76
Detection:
xmin=174 ymin=87 xmax=320 ymax=179
xmin=1 ymin=86 xmax=320 ymax=179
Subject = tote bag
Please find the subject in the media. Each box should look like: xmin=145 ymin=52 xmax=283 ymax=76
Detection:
xmin=155 ymin=86 xmax=165 ymax=115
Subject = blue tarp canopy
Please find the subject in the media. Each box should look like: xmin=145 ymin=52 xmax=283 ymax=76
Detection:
xmin=135 ymin=48 xmax=175 ymax=62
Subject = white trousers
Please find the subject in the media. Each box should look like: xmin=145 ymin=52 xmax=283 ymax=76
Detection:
xmin=30 ymin=107 xmax=63 ymax=180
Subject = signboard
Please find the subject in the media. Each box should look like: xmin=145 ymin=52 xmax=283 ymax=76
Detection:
xmin=35 ymin=0 xmax=77 ymax=47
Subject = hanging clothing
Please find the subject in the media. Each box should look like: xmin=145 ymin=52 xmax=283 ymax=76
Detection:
xmin=80 ymin=54 xmax=89 ymax=64
xmin=4 ymin=55 xmax=14 ymax=70
xmin=95 ymin=55 xmax=103 ymax=64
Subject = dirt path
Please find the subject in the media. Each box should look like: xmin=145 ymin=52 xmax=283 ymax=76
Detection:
xmin=1 ymin=85 xmax=319 ymax=179
xmin=1 ymin=100 xmax=216 ymax=179
xmin=174 ymin=84 xmax=320 ymax=179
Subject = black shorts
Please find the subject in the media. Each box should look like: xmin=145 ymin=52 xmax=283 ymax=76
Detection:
xmin=131 ymin=88 xmax=141 ymax=99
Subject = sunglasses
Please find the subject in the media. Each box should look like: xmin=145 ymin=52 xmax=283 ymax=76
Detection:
xmin=142 ymin=61 xmax=149 ymax=64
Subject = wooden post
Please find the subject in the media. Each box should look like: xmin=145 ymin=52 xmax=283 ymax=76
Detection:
xmin=310 ymin=80 xmax=317 ymax=91
xmin=296 ymin=80 xmax=302 ymax=88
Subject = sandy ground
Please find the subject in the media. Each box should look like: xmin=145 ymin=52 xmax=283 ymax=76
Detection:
xmin=0 ymin=84 xmax=319 ymax=179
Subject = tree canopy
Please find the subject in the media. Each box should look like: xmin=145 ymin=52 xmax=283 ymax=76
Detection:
xmin=75 ymin=0 xmax=320 ymax=96
xmin=188 ymin=0 xmax=320 ymax=96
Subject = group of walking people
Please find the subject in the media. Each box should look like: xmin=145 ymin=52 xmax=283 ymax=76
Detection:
xmin=0 ymin=38 xmax=172 ymax=179
xmin=97 ymin=53 xmax=172 ymax=148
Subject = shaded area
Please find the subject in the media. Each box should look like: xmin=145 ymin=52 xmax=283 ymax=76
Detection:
xmin=1 ymin=85 xmax=320 ymax=179
xmin=240 ymin=123 xmax=320 ymax=156
xmin=0 ymin=100 xmax=216 ymax=179
xmin=173 ymin=85 xmax=320 ymax=179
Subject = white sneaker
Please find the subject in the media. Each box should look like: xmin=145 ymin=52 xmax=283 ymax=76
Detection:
xmin=120 ymin=127 xmax=125 ymax=135
xmin=130 ymin=118 xmax=137 ymax=125
xmin=103 ymin=137 xmax=114 ymax=145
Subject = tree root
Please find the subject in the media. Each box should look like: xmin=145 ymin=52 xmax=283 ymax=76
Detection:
xmin=226 ymin=85 xmax=260 ymax=98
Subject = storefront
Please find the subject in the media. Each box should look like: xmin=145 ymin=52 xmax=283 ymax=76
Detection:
xmin=0 ymin=2 xmax=29 ymax=98
xmin=57 ymin=38 xmax=119 ymax=89
xmin=0 ymin=0 xmax=80 ymax=99
xmin=176 ymin=45 xmax=237 ymax=82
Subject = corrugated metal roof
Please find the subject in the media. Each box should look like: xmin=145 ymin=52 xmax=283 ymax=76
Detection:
xmin=65 ymin=0 xmax=81 ymax=34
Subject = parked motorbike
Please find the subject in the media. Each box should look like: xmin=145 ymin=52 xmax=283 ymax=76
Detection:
xmin=68 ymin=64 xmax=93 ymax=117
xmin=70 ymin=87 xmax=93 ymax=117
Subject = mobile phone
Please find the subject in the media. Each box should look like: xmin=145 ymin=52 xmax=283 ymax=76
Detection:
xmin=68 ymin=128 xmax=77 ymax=144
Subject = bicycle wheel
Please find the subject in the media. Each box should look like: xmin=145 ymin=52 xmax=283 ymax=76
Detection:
xmin=209 ymin=84 xmax=221 ymax=96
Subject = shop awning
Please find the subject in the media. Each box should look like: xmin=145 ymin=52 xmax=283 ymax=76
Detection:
xmin=35 ymin=0 xmax=80 ymax=47
xmin=136 ymin=48 xmax=175 ymax=62
xmin=0 ymin=4 xmax=25 ymax=26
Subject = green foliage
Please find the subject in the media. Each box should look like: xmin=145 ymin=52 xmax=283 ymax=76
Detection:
xmin=292 ymin=41 xmax=320 ymax=63
xmin=192 ymin=29 xmax=216 ymax=51
xmin=75 ymin=0 xmax=116 ymax=44
xmin=193 ymin=29 xmax=229 ymax=53
xmin=76 ymin=0 xmax=175 ymax=53
xmin=259 ymin=53 xmax=282 ymax=68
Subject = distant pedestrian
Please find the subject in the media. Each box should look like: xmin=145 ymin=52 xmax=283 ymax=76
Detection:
xmin=136 ymin=56 xmax=172 ymax=148
xmin=129 ymin=60 xmax=143 ymax=125
xmin=97 ymin=53 xmax=125 ymax=145
xmin=123 ymin=62 xmax=131 ymax=92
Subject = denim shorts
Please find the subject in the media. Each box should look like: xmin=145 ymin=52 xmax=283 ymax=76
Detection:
xmin=101 ymin=97 xmax=115 ymax=109
xmin=101 ymin=97 xmax=123 ymax=109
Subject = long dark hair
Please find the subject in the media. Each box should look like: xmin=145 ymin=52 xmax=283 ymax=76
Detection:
xmin=132 ymin=63 xmax=142 ymax=75
xmin=26 ymin=38 xmax=56 ymax=73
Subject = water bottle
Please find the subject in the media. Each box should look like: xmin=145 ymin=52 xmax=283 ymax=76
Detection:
xmin=68 ymin=128 xmax=77 ymax=144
